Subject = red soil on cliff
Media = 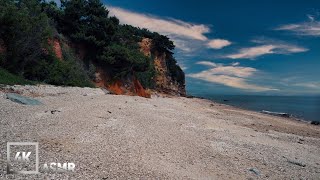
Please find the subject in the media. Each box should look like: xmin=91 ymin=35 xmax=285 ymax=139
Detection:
xmin=133 ymin=78 xmax=151 ymax=98
xmin=105 ymin=78 xmax=150 ymax=98
xmin=108 ymin=80 xmax=124 ymax=95
xmin=48 ymin=38 xmax=63 ymax=60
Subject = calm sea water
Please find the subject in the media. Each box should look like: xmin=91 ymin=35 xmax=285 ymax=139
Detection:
xmin=203 ymin=95 xmax=320 ymax=122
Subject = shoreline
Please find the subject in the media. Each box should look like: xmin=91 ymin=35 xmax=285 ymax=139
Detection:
xmin=190 ymin=95 xmax=319 ymax=124
xmin=212 ymin=100 xmax=313 ymax=124
xmin=1 ymin=85 xmax=319 ymax=179
xmin=189 ymin=96 xmax=320 ymax=138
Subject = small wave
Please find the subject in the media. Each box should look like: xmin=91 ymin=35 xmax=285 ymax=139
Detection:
xmin=261 ymin=110 xmax=291 ymax=118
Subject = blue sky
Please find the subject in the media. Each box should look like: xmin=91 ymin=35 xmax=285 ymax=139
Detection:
xmin=55 ymin=0 xmax=320 ymax=96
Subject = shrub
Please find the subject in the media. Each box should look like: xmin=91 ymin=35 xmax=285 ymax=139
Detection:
xmin=0 ymin=67 xmax=35 ymax=85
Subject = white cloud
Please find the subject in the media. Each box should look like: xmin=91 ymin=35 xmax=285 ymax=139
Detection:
xmin=294 ymin=82 xmax=320 ymax=89
xmin=224 ymin=40 xmax=308 ymax=59
xmin=178 ymin=63 xmax=188 ymax=70
xmin=108 ymin=6 xmax=210 ymax=41
xmin=207 ymin=39 xmax=232 ymax=49
xmin=231 ymin=62 xmax=240 ymax=66
xmin=107 ymin=6 xmax=232 ymax=53
xmin=307 ymin=14 xmax=315 ymax=22
xmin=275 ymin=16 xmax=320 ymax=36
xmin=197 ymin=61 xmax=218 ymax=67
xmin=172 ymin=39 xmax=194 ymax=53
xmin=188 ymin=61 xmax=278 ymax=91
xmin=225 ymin=45 xmax=275 ymax=59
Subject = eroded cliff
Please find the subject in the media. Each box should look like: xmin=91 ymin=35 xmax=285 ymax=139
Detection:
xmin=139 ymin=38 xmax=186 ymax=96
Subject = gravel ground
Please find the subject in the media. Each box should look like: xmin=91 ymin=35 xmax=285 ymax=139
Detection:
xmin=0 ymin=85 xmax=319 ymax=179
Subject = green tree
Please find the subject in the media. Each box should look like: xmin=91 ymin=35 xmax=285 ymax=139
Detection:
xmin=100 ymin=44 xmax=150 ymax=76
xmin=0 ymin=0 xmax=52 ymax=74
xmin=59 ymin=0 xmax=118 ymax=62
xmin=151 ymin=33 xmax=175 ymax=53
xmin=0 ymin=0 xmax=185 ymax=89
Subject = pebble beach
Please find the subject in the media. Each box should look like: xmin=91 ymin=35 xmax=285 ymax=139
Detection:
xmin=0 ymin=85 xmax=319 ymax=179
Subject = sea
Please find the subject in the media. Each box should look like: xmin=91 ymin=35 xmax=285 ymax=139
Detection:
xmin=202 ymin=95 xmax=320 ymax=122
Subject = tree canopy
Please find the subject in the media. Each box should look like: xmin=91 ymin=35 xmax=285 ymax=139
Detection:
xmin=0 ymin=0 xmax=184 ymax=89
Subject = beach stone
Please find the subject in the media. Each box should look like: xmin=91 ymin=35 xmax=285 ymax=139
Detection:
xmin=6 ymin=93 xmax=42 ymax=105
xmin=249 ymin=168 xmax=261 ymax=176
xmin=101 ymin=88 xmax=111 ymax=95
xmin=287 ymin=159 xmax=306 ymax=167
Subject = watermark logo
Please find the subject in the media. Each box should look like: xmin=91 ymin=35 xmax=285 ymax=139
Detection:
xmin=14 ymin=152 xmax=31 ymax=162
xmin=7 ymin=142 xmax=39 ymax=174
xmin=43 ymin=162 xmax=75 ymax=172
xmin=6 ymin=142 xmax=75 ymax=175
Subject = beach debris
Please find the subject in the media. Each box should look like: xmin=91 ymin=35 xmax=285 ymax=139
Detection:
xmin=310 ymin=121 xmax=320 ymax=125
xmin=107 ymin=111 xmax=112 ymax=114
xmin=287 ymin=159 xmax=306 ymax=167
xmin=51 ymin=110 xmax=61 ymax=114
xmin=248 ymin=168 xmax=261 ymax=176
xmin=297 ymin=138 xmax=304 ymax=144
xmin=186 ymin=95 xmax=194 ymax=98
xmin=6 ymin=93 xmax=42 ymax=105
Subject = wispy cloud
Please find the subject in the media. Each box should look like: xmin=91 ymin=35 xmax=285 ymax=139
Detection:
xmin=107 ymin=6 xmax=231 ymax=52
xmin=177 ymin=63 xmax=188 ymax=70
xmin=293 ymin=82 xmax=320 ymax=89
xmin=108 ymin=6 xmax=210 ymax=41
xmin=172 ymin=39 xmax=194 ymax=53
xmin=275 ymin=15 xmax=320 ymax=36
xmin=225 ymin=45 xmax=275 ymax=59
xmin=207 ymin=39 xmax=232 ymax=49
xmin=223 ymin=39 xmax=308 ymax=59
xmin=188 ymin=61 xmax=278 ymax=91
xmin=197 ymin=61 xmax=218 ymax=67
xmin=231 ymin=62 xmax=240 ymax=66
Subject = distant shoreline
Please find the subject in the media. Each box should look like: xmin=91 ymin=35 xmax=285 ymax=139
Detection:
xmin=188 ymin=94 xmax=320 ymax=124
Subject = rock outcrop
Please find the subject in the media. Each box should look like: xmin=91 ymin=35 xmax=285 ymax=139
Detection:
xmin=51 ymin=37 xmax=185 ymax=98
xmin=140 ymin=38 xmax=186 ymax=96
xmin=94 ymin=67 xmax=151 ymax=98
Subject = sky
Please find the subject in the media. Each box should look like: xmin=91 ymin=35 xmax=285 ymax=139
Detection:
xmin=55 ymin=0 xmax=320 ymax=96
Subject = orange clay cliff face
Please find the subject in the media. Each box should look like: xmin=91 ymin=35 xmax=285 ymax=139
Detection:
xmin=52 ymin=38 xmax=63 ymax=60
xmin=94 ymin=69 xmax=151 ymax=98
xmin=50 ymin=37 xmax=185 ymax=98
xmin=139 ymin=38 xmax=186 ymax=96
xmin=48 ymin=38 xmax=63 ymax=60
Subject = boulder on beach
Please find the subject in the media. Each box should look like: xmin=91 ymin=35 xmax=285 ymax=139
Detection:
xmin=311 ymin=121 xmax=320 ymax=125
xmin=6 ymin=93 xmax=42 ymax=105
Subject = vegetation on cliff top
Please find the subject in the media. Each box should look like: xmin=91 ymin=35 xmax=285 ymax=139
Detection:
xmin=0 ymin=0 xmax=184 ymax=89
